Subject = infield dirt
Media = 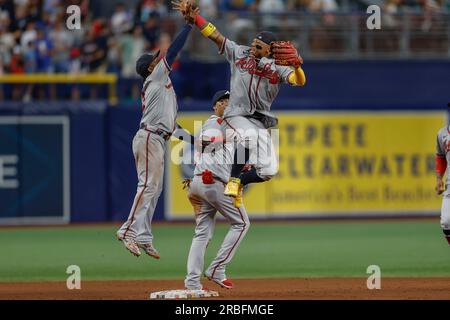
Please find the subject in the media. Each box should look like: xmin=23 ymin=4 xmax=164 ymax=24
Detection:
xmin=1 ymin=278 xmax=449 ymax=300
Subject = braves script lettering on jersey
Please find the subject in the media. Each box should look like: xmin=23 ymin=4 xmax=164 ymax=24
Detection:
xmin=221 ymin=39 xmax=292 ymax=120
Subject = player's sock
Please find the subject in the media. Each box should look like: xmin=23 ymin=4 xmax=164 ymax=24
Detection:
xmin=239 ymin=167 xmax=264 ymax=185
xmin=444 ymin=229 xmax=450 ymax=245
xmin=230 ymin=145 xmax=249 ymax=178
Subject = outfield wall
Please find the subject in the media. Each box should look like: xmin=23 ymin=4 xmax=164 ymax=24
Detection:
xmin=0 ymin=102 xmax=110 ymax=223
xmin=0 ymin=105 xmax=446 ymax=223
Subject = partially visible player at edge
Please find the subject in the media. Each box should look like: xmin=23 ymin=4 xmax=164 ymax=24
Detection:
xmin=173 ymin=0 xmax=306 ymax=205
xmin=116 ymin=6 xmax=198 ymax=258
xmin=435 ymin=103 xmax=450 ymax=245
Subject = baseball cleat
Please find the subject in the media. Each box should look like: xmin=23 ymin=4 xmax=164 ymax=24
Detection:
xmin=208 ymin=277 xmax=234 ymax=289
xmin=137 ymin=242 xmax=160 ymax=259
xmin=205 ymin=273 xmax=234 ymax=289
xmin=224 ymin=178 xmax=241 ymax=197
xmin=233 ymin=185 xmax=244 ymax=208
xmin=119 ymin=237 xmax=141 ymax=257
xmin=218 ymin=278 xmax=234 ymax=289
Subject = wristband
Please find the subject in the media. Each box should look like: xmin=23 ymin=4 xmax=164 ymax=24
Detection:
xmin=200 ymin=22 xmax=216 ymax=37
xmin=195 ymin=15 xmax=207 ymax=28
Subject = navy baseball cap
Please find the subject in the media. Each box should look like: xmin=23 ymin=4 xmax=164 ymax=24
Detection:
xmin=211 ymin=90 xmax=230 ymax=107
xmin=136 ymin=50 xmax=160 ymax=79
xmin=255 ymin=31 xmax=277 ymax=45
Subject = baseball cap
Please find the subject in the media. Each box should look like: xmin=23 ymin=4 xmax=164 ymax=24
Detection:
xmin=135 ymin=50 xmax=161 ymax=79
xmin=211 ymin=90 xmax=230 ymax=107
xmin=255 ymin=31 xmax=277 ymax=45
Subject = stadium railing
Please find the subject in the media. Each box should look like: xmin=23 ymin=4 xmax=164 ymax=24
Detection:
xmin=0 ymin=74 xmax=118 ymax=105
xmin=184 ymin=12 xmax=450 ymax=60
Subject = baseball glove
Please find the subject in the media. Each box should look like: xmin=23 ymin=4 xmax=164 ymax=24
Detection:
xmin=271 ymin=41 xmax=303 ymax=68
xmin=171 ymin=0 xmax=199 ymax=24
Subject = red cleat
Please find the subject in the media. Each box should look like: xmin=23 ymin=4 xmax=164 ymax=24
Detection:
xmin=219 ymin=279 xmax=234 ymax=289
xmin=207 ymin=276 xmax=234 ymax=289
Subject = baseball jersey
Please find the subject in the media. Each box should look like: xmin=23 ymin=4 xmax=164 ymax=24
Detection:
xmin=219 ymin=38 xmax=293 ymax=120
xmin=140 ymin=57 xmax=177 ymax=134
xmin=194 ymin=115 xmax=233 ymax=184
xmin=436 ymin=126 xmax=450 ymax=191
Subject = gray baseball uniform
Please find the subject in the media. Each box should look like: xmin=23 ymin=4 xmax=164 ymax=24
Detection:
xmin=436 ymin=126 xmax=450 ymax=231
xmin=194 ymin=115 xmax=232 ymax=183
xmin=117 ymin=57 xmax=176 ymax=245
xmin=219 ymin=39 xmax=293 ymax=179
xmin=220 ymin=39 xmax=293 ymax=119
xmin=185 ymin=115 xmax=250 ymax=290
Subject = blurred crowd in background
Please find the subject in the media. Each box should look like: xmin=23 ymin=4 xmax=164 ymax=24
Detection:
xmin=1 ymin=0 xmax=449 ymax=78
xmin=0 ymin=0 xmax=179 ymax=77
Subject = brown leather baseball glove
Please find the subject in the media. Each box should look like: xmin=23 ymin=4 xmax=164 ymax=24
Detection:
xmin=171 ymin=0 xmax=199 ymax=24
xmin=271 ymin=41 xmax=303 ymax=68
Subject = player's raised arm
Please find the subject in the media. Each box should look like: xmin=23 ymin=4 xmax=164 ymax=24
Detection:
xmin=165 ymin=25 xmax=192 ymax=67
xmin=193 ymin=14 xmax=225 ymax=50
xmin=172 ymin=0 xmax=225 ymax=49
xmin=165 ymin=2 xmax=198 ymax=67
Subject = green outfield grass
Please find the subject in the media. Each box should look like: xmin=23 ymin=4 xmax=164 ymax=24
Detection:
xmin=0 ymin=220 xmax=449 ymax=282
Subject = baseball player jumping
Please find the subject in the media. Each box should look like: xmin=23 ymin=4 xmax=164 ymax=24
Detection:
xmin=116 ymin=7 xmax=198 ymax=258
xmin=184 ymin=90 xmax=249 ymax=290
xmin=174 ymin=0 xmax=306 ymax=205
xmin=435 ymin=113 xmax=450 ymax=245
